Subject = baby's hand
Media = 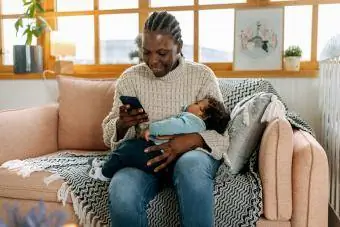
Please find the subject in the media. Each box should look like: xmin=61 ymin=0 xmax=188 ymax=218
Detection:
xmin=144 ymin=129 xmax=150 ymax=141
xmin=140 ymin=129 xmax=150 ymax=141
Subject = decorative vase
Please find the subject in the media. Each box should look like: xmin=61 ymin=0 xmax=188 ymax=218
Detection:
xmin=284 ymin=56 xmax=301 ymax=71
xmin=13 ymin=45 xmax=43 ymax=74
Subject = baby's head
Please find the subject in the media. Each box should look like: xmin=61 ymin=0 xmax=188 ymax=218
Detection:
xmin=186 ymin=96 xmax=230 ymax=134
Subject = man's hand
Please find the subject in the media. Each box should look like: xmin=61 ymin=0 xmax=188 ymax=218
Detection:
xmin=144 ymin=133 xmax=204 ymax=172
xmin=116 ymin=105 xmax=149 ymax=140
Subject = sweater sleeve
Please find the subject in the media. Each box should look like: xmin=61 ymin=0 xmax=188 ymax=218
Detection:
xmin=102 ymin=77 xmax=136 ymax=150
xmin=149 ymin=113 xmax=206 ymax=136
xmin=196 ymin=69 xmax=230 ymax=162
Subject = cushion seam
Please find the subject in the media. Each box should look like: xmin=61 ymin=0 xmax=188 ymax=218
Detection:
xmin=301 ymin=131 xmax=313 ymax=227
xmin=275 ymin=121 xmax=279 ymax=220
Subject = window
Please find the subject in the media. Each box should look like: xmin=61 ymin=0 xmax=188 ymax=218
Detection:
xmin=318 ymin=4 xmax=340 ymax=60
xmin=284 ymin=6 xmax=312 ymax=61
xmin=0 ymin=0 xmax=338 ymax=77
xmin=150 ymin=0 xmax=194 ymax=7
xmin=99 ymin=0 xmax=138 ymax=10
xmin=100 ymin=14 xmax=139 ymax=64
xmin=56 ymin=0 xmax=94 ymax=12
xmin=199 ymin=9 xmax=234 ymax=62
xmin=57 ymin=16 xmax=95 ymax=64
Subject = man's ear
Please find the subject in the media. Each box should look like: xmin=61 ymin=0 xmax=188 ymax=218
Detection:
xmin=177 ymin=42 xmax=183 ymax=55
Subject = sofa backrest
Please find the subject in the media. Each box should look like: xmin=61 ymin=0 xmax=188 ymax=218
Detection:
xmin=57 ymin=76 xmax=115 ymax=151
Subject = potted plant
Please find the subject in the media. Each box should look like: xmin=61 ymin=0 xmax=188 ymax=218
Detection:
xmin=284 ymin=45 xmax=302 ymax=71
xmin=13 ymin=0 xmax=51 ymax=73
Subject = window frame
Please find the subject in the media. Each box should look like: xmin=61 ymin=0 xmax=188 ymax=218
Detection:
xmin=0 ymin=0 xmax=334 ymax=79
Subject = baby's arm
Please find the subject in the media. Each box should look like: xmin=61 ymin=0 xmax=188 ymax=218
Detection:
xmin=149 ymin=113 xmax=206 ymax=136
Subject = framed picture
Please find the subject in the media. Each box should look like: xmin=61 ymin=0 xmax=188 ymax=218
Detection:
xmin=233 ymin=7 xmax=284 ymax=71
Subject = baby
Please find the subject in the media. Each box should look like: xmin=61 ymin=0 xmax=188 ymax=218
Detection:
xmin=88 ymin=96 xmax=230 ymax=181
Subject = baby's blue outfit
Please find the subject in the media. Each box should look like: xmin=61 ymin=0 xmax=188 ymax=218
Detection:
xmin=149 ymin=112 xmax=206 ymax=145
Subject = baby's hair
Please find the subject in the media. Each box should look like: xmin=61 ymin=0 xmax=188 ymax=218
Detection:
xmin=203 ymin=96 xmax=230 ymax=134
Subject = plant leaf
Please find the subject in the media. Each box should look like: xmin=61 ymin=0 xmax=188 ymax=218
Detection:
xmin=28 ymin=4 xmax=36 ymax=17
xmin=24 ymin=1 xmax=32 ymax=6
xmin=14 ymin=17 xmax=24 ymax=36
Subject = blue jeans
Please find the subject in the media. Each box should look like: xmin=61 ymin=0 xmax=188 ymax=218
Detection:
xmin=108 ymin=150 xmax=221 ymax=227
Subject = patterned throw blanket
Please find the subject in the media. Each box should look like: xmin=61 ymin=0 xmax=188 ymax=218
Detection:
xmin=1 ymin=79 xmax=313 ymax=227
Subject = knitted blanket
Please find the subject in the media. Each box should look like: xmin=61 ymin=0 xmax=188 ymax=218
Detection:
xmin=1 ymin=79 xmax=313 ymax=227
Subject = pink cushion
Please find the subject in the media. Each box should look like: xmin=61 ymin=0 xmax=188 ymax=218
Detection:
xmin=0 ymin=105 xmax=58 ymax=164
xmin=259 ymin=118 xmax=293 ymax=221
xmin=57 ymin=75 xmax=116 ymax=150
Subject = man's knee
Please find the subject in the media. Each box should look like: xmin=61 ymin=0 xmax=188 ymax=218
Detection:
xmin=109 ymin=168 xmax=143 ymax=210
xmin=173 ymin=150 xmax=219 ymax=183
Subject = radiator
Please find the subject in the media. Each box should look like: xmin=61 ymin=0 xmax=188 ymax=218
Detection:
xmin=319 ymin=56 xmax=340 ymax=217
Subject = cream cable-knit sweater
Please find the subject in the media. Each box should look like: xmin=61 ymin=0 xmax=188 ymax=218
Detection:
xmin=102 ymin=57 xmax=230 ymax=162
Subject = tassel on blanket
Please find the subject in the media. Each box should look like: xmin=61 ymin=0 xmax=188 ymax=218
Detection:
xmin=261 ymin=95 xmax=286 ymax=123
xmin=44 ymin=173 xmax=64 ymax=186
xmin=1 ymin=159 xmax=25 ymax=170
xmin=57 ymin=182 xmax=71 ymax=206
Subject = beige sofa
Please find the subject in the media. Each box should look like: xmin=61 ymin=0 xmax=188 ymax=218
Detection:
xmin=0 ymin=76 xmax=329 ymax=226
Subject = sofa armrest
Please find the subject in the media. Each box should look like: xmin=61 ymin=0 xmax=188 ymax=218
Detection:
xmin=0 ymin=104 xmax=59 ymax=164
xmin=259 ymin=118 xmax=293 ymax=221
xmin=291 ymin=130 xmax=329 ymax=227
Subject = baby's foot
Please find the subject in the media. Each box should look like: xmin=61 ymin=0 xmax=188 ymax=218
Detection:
xmin=88 ymin=166 xmax=110 ymax=182
xmin=88 ymin=158 xmax=105 ymax=168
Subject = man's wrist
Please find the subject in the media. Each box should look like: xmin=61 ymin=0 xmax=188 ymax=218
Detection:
xmin=187 ymin=133 xmax=205 ymax=150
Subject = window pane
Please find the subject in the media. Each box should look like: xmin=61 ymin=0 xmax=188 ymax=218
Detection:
xmin=284 ymin=5 xmax=312 ymax=61
xmin=170 ymin=11 xmax=194 ymax=61
xmin=1 ymin=0 xmax=24 ymax=14
xmin=57 ymin=16 xmax=94 ymax=64
xmin=199 ymin=9 xmax=234 ymax=62
xmin=57 ymin=0 xmax=93 ymax=12
xmin=2 ymin=19 xmax=37 ymax=65
xmin=100 ymin=14 xmax=139 ymax=64
xmin=199 ymin=0 xmax=246 ymax=4
xmin=318 ymin=4 xmax=340 ymax=60
xmin=100 ymin=0 xmax=138 ymax=9
xmin=150 ymin=0 xmax=193 ymax=7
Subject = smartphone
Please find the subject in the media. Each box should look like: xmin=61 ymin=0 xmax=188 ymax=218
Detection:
xmin=119 ymin=96 xmax=145 ymax=112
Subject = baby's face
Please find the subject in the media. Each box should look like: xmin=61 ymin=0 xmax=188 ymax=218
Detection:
xmin=186 ymin=99 xmax=209 ymax=119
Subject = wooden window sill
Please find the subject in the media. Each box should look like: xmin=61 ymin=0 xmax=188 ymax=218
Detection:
xmin=0 ymin=69 xmax=318 ymax=80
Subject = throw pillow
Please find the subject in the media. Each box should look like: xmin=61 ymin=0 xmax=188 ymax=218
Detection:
xmin=226 ymin=92 xmax=285 ymax=174
xmin=57 ymin=75 xmax=116 ymax=150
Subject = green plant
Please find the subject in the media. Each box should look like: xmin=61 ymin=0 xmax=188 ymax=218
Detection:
xmin=284 ymin=45 xmax=302 ymax=57
xmin=14 ymin=0 xmax=51 ymax=45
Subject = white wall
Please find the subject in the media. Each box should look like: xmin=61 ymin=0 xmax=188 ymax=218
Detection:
xmin=0 ymin=77 xmax=321 ymax=138
xmin=0 ymin=79 xmax=58 ymax=109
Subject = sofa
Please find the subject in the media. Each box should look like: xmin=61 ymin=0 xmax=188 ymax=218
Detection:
xmin=0 ymin=76 xmax=329 ymax=226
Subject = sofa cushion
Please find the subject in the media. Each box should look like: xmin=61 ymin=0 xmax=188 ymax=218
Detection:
xmin=259 ymin=118 xmax=293 ymax=221
xmin=0 ymin=150 xmax=95 ymax=203
xmin=0 ymin=169 xmax=64 ymax=203
xmin=291 ymin=130 xmax=329 ymax=227
xmin=0 ymin=105 xmax=58 ymax=164
xmin=57 ymin=76 xmax=116 ymax=150
xmin=227 ymin=93 xmax=274 ymax=174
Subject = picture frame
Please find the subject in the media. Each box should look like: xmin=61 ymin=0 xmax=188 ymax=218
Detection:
xmin=233 ymin=7 xmax=284 ymax=71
